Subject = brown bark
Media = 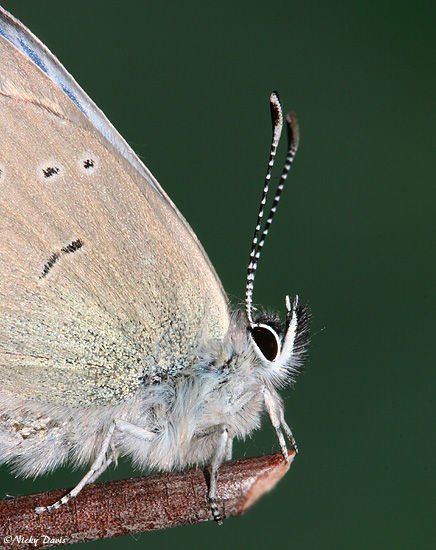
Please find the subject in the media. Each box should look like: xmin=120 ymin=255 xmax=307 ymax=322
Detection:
xmin=0 ymin=451 xmax=295 ymax=548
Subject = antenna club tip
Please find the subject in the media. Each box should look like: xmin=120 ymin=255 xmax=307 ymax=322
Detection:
xmin=270 ymin=92 xmax=283 ymax=141
xmin=270 ymin=92 xmax=282 ymax=114
xmin=270 ymin=90 xmax=280 ymax=102
xmin=286 ymin=111 xmax=300 ymax=149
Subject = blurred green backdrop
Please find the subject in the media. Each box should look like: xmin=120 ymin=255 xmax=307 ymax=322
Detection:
xmin=1 ymin=1 xmax=434 ymax=549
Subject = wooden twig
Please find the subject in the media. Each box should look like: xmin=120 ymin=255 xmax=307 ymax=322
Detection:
xmin=0 ymin=451 xmax=295 ymax=548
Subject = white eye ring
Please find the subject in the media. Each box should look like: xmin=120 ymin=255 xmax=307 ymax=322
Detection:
xmin=250 ymin=323 xmax=281 ymax=362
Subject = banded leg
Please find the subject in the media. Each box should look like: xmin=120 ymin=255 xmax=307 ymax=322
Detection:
xmin=35 ymin=421 xmax=117 ymax=514
xmin=209 ymin=426 xmax=229 ymax=524
xmin=280 ymin=412 xmax=298 ymax=454
xmin=35 ymin=419 xmax=157 ymax=514
xmin=87 ymin=456 xmax=114 ymax=485
xmin=114 ymin=419 xmax=157 ymax=441
xmin=225 ymin=435 xmax=234 ymax=461
xmin=263 ymin=387 xmax=297 ymax=461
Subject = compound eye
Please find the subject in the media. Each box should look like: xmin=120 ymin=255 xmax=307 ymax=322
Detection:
xmin=251 ymin=324 xmax=280 ymax=361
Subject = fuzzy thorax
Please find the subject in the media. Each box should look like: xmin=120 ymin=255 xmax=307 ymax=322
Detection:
xmin=0 ymin=308 xmax=306 ymax=479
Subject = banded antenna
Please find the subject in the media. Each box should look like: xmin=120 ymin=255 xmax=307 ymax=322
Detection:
xmin=245 ymin=93 xmax=300 ymax=326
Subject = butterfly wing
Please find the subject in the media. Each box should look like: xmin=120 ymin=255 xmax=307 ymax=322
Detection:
xmin=0 ymin=8 xmax=230 ymax=407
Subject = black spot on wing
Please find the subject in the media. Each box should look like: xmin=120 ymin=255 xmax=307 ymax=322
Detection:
xmin=78 ymin=153 xmax=98 ymax=175
xmin=83 ymin=158 xmax=94 ymax=169
xmin=40 ymin=252 xmax=60 ymax=278
xmin=40 ymin=239 xmax=84 ymax=279
xmin=61 ymin=239 xmax=83 ymax=254
xmin=42 ymin=166 xmax=60 ymax=178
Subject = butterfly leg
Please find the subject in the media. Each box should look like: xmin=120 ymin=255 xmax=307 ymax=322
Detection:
xmin=208 ymin=426 xmax=229 ymax=524
xmin=113 ymin=419 xmax=157 ymax=441
xmin=86 ymin=455 xmax=114 ymax=485
xmin=225 ymin=435 xmax=234 ymax=461
xmin=35 ymin=421 xmax=117 ymax=514
xmin=263 ymin=387 xmax=294 ymax=462
xmin=34 ymin=419 xmax=157 ymax=514
xmin=280 ymin=412 xmax=298 ymax=454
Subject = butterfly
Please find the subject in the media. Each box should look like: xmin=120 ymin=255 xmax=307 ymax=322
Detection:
xmin=0 ymin=6 xmax=308 ymax=522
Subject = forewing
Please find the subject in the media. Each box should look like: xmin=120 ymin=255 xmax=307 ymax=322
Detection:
xmin=0 ymin=9 xmax=230 ymax=407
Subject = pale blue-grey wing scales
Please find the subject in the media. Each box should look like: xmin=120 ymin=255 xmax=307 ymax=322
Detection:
xmin=0 ymin=13 xmax=230 ymax=407
xmin=0 ymin=7 xmax=225 ymax=301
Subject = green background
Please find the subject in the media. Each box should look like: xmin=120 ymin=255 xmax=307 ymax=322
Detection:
xmin=1 ymin=1 xmax=434 ymax=548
